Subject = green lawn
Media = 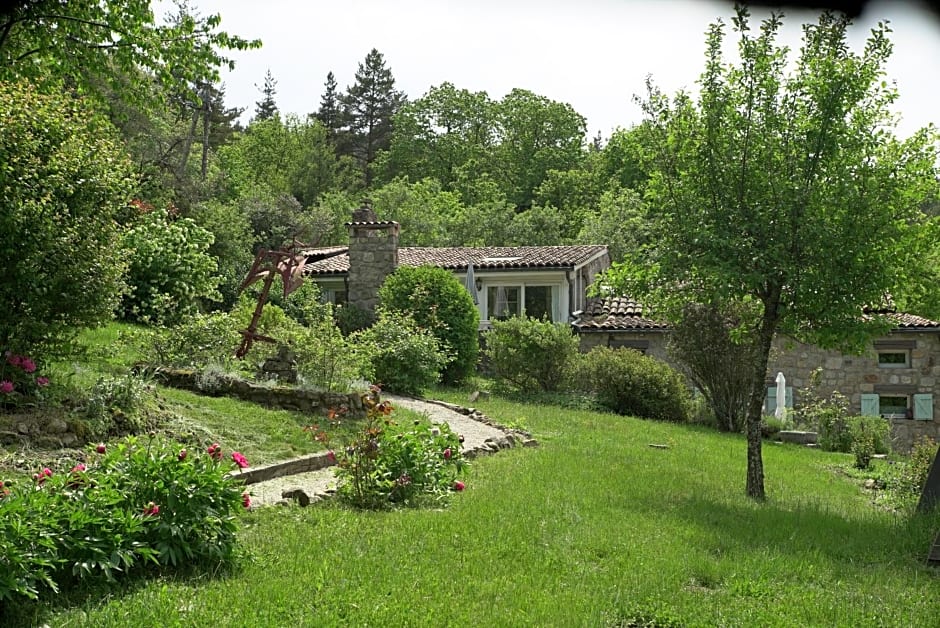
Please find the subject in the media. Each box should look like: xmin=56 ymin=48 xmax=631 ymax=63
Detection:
xmin=35 ymin=393 xmax=940 ymax=627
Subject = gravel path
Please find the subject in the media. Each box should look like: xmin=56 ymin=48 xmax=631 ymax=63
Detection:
xmin=245 ymin=395 xmax=524 ymax=508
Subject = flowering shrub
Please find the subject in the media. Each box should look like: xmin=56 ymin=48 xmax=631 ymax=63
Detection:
xmin=0 ymin=350 xmax=51 ymax=408
xmin=0 ymin=436 xmax=250 ymax=602
xmin=309 ymin=387 xmax=467 ymax=509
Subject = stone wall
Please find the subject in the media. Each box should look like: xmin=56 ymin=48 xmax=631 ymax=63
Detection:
xmin=578 ymin=330 xmax=671 ymax=363
xmin=154 ymin=369 xmax=365 ymax=418
xmin=766 ymin=332 xmax=940 ymax=452
xmin=346 ymin=203 xmax=399 ymax=315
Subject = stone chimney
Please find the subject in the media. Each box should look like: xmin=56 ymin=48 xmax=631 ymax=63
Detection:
xmin=346 ymin=199 xmax=399 ymax=314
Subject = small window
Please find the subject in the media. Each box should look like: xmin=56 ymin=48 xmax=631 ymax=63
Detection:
xmin=524 ymin=286 xmax=553 ymax=321
xmin=879 ymin=395 xmax=909 ymax=418
xmin=877 ymin=351 xmax=909 ymax=368
xmin=487 ymin=286 xmax=521 ymax=320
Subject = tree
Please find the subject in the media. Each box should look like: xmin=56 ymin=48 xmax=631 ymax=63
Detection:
xmin=0 ymin=0 xmax=259 ymax=109
xmin=606 ymin=7 xmax=938 ymax=499
xmin=0 ymin=81 xmax=134 ymax=361
xmin=253 ymin=69 xmax=279 ymax=122
xmin=341 ymin=48 xmax=406 ymax=185
xmin=314 ymin=71 xmax=343 ymax=137
xmin=576 ymin=187 xmax=649 ymax=263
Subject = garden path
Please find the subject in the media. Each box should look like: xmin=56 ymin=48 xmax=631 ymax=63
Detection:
xmin=245 ymin=394 xmax=526 ymax=508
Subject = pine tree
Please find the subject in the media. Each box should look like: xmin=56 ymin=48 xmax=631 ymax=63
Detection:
xmin=314 ymin=71 xmax=343 ymax=136
xmin=253 ymin=69 xmax=278 ymax=122
xmin=341 ymin=48 xmax=406 ymax=185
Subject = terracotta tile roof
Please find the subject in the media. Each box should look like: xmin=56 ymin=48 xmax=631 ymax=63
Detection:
xmin=575 ymin=297 xmax=940 ymax=333
xmin=302 ymin=245 xmax=608 ymax=275
xmin=573 ymin=296 xmax=670 ymax=331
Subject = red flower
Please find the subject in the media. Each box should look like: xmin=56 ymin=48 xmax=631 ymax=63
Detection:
xmin=36 ymin=376 xmax=50 ymax=387
xmin=21 ymin=358 xmax=36 ymax=374
xmin=70 ymin=463 xmax=86 ymax=473
xmin=453 ymin=480 xmax=465 ymax=492
xmin=326 ymin=450 xmax=336 ymax=463
xmin=242 ymin=492 xmax=251 ymax=509
xmin=207 ymin=443 xmax=223 ymax=460
xmin=96 ymin=443 xmax=106 ymax=454
xmin=0 ymin=380 xmax=13 ymax=394
xmin=443 ymin=447 xmax=452 ymax=460
xmin=7 ymin=354 xmax=22 ymax=367
xmin=178 ymin=449 xmax=187 ymax=461
xmin=231 ymin=451 xmax=249 ymax=469
xmin=143 ymin=502 xmax=160 ymax=517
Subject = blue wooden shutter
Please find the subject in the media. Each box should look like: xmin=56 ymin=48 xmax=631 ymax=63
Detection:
xmin=914 ymin=394 xmax=934 ymax=421
xmin=785 ymin=386 xmax=794 ymax=408
xmin=860 ymin=394 xmax=880 ymax=417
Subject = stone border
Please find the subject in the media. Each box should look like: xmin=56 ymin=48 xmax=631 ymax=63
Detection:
xmin=227 ymin=399 xmax=538 ymax=488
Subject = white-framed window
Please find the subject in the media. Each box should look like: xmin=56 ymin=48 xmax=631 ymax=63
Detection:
xmin=486 ymin=284 xmax=556 ymax=321
xmin=861 ymin=393 xmax=934 ymax=420
xmin=877 ymin=350 xmax=910 ymax=368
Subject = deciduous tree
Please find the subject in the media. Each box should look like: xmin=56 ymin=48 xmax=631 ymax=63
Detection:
xmin=606 ymin=7 xmax=939 ymax=499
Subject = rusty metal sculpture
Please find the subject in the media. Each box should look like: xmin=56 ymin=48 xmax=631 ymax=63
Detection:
xmin=235 ymin=240 xmax=308 ymax=359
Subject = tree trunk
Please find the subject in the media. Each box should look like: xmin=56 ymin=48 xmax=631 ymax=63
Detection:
xmin=745 ymin=296 xmax=781 ymax=500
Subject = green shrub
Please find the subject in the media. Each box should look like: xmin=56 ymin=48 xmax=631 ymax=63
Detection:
xmin=0 ymin=81 xmax=133 ymax=363
xmin=483 ymin=317 xmax=579 ymax=392
xmin=569 ymin=347 xmax=692 ymax=422
xmin=286 ymin=313 xmax=371 ymax=393
xmin=79 ymin=372 xmax=154 ymax=437
xmin=800 ymin=390 xmax=852 ymax=452
xmin=761 ymin=415 xmax=790 ymax=439
xmin=0 ymin=437 xmax=248 ymax=602
xmin=147 ymin=311 xmax=241 ymax=370
xmin=848 ymin=415 xmax=891 ymax=470
xmin=121 ymin=207 xmax=221 ymax=325
xmin=334 ymin=303 xmax=375 ymax=336
xmin=884 ymin=436 xmax=937 ymax=511
xmin=352 ymin=311 xmax=450 ymax=396
xmin=312 ymin=388 xmax=466 ymax=509
xmin=378 ymin=266 xmax=479 ymax=384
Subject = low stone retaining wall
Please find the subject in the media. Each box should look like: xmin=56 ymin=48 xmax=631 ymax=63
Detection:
xmin=153 ymin=368 xmax=365 ymax=418
xmin=231 ymin=451 xmax=336 ymax=485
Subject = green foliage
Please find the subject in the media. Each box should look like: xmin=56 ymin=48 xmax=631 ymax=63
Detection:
xmin=378 ymin=266 xmax=479 ymax=384
xmin=0 ymin=1 xmax=260 ymax=110
xmin=605 ymin=8 xmax=938 ymax=497
xmin=0 ymin=81 xmax=133 ymax=362
xmin=313 ymin=389 xmax=466 ymax=509
xmin=287 ymin=312 xmax=371 ymax=393
xmin=353 ymin=311 xmax=450 ymax=396
xmin=333 ymin=303 xmax=375 ymax=336
xmin=0 ymin=352 xmax=51 ymax=409
xmin=371 ymin=177 xmax=465 ymax=246
xmin=849 ymin=416 xmax=891 ymax=469
xmin=146 ymin=311 xmax=240 ymax=370
xmin=121 ymin=208 xmax=221 ymax=325
xmin=483 ymin=317 xmax=579 ymax=392
xmin=187 ymin=199 xmax=255 ymax=308
xmin=79 ymin=372 xmax=153 ymax=438
xmin=0 ymin=437 xmax=247 ymax=602
xmin=569 ymin=347 xmax=692 ymax=422
xmin=576 ymin=187 xmax=649 ymax=263
xmin=884 ymin=437 xmax=937 ymax=511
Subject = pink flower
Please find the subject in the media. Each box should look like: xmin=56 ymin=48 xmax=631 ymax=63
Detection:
xmin=41 ymin=468 xmax=52 ymax=478
xmin=326 ymin=450 xmax=336 ymax=463
xmin=443 ymin=447 xmax=452 ymax=460
xmin=178 ymin=449 xmax=187 ymax=461
xmin=242 ymin=492 xmax=251 ymax=509
xmin=453 ymin=480 xmax=465 ymax=492
xmin=143 ymin=502 xmax=160 ymax=517
xmin=34 ymin=468 xmax=52 ymax=485
xmin=7 ymin=354 xmax=22 ymax=367
xmin=21 ymin=358 xmax=36 ymax=374
xmin=0 ymin=380 xmax=13 ymax=394
xmin=231 ymin=451 xmax=249 ymax=469
xmin=36 ymin=376 xmax=49 ymax=387
xmin=70 ymin=464 xmax=86 ymax=473
xmin=207 ymin=443 xmax=222 ymax=460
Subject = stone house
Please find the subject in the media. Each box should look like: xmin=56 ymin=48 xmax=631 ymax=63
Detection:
xmin=573 ymin=296 xmax=940 ymax=452
xmin=303 ymin=205 xmax=610 ymax=330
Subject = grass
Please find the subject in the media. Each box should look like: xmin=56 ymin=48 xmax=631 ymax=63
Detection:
xmin=5 ymin=325 xmax=940 ymax=625
xmin=31 ymin=394 xmax=940 ymax=627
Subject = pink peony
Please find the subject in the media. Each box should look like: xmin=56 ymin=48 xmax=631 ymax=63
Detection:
xmin=207 ymin=443 xmax=222 ymax=460
xmin=231 ymin=451 xmax=249 ymax=469
xmin=326 ymin=450 xmax=336 ymax=463
xmin=242 ymin=492 xmax=251 ymax=509
xmin=36 ymin=376 xmax=49 ymax=387
xmin=143 ymin=502 xmax=160 ymax=517
xmin=7 ymin=354 xmax=22 ymax=367
xmin=70 ymin=464 xmax=86 ymax=473
xmin=453 ymin=480 xmax=465 ymax=492
xmin=21 ymin=358 xmax=36 ymax=373
xmin=443 ymin=447 xmax=452 ymax=460
xmin=178 ymin=449 xmax=187 ymax=461
xmin=0 ymin=380 xmax=13 ymax=394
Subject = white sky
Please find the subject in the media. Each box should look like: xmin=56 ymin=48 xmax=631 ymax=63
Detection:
xmin=168 ymin=0 xmax=940 ymax=139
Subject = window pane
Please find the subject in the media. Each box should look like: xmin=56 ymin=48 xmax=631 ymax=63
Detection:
xmin=524 ymin=286 xmax=553 ymax=321
xmin=880 ymin=395 xmax=908 ymax=416
xmin=487 ymin=286 xmax=520 ymax=320
xmin=878 ymin=352 xmax=908 ymax=366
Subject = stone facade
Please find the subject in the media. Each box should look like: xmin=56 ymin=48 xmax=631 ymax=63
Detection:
xmin=578 ymin=330 xmax=671 ymax=363
xmin=766 ymin=331 xmax=940 ymax=452
xmin=346 ymin=202 xmax=399 ymax=315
